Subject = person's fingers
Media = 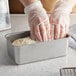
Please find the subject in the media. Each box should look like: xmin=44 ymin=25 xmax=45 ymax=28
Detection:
xmin=30 ymin=26 xmax=35 ymax=40
xmin=55 ymin=19 xmax=60 ymax=39
xmin=35 ymin=25 xmax=42 ymax=41
xmin=64 ymin=25 xmax=67 ymax=37
xmin=45 ymin=21 xmax=51 ymax=40
xmin=50 ymin=16 xmax=54 ymax=40
xmin=59 ymin=25 xmax=62 ymax=38
xmin=65 ymin=24 xmax=69 ymax=34
xmin=39 ymin=25 xmax=47 ymax=41
xmin=28 ymin=13 xmax=37 ymax=40
xmin=29 ymin=20 xmax=36 ymax=40
xmin=34 ymin=17 xmax=43 ymax=41
xmin=50 ymin=24 xmax=52 ymax=40
xmin=54 ymin=24 xmax=57 ymax=39
xmin=64 ymin=15 xmax=69 ymax=37
xmin=31 ymin=24 xmax=37 ymax=40
xmin=50 ymin=15 xmax=53 ymax=23
xmin=64 ymin=24 xmax=69 ymax=38
xmin=39 ymin=19 xmax=47 ymax=41
xmin=60 ymin=18 xmax=66 ymax=38
xmin=51 ymin=24 xmax=54 ymax=40
xmin=61 ymin=25 xmax=65 ymax=38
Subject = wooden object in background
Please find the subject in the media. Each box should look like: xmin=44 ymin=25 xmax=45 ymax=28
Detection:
xmin=9 ymin=0 xmax=76 ymax=14
xmin=9 ymin=0 xmax=24 ymax=14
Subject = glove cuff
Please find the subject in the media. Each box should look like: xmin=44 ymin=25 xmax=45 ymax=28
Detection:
xmin=24 ymin=1 xmax=43 ymax=14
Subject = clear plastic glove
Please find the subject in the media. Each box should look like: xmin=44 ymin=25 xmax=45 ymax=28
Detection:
xmin=49 ymin=1 xmax=74 ymax=40
xmin=24 ymin=1 xmax=51 ymax=41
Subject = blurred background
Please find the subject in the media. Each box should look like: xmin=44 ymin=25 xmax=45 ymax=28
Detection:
xmin=9 ymin=0 xmax=76 ymax=14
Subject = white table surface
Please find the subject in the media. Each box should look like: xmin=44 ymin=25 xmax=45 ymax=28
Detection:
xmin=0 ymin=14 xmax=76 ymax=76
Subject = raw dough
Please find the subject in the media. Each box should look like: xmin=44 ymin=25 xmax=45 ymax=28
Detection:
xmin=12 ymin=37 xmax=36 ymax=46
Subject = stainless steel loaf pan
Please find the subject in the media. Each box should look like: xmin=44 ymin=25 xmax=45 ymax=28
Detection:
xmin=5 ymin=31 xmax=68 ymax=65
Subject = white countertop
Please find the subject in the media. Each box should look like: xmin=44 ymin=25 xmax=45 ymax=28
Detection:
xmin=0 ymin=14 xmax=76 ymax=76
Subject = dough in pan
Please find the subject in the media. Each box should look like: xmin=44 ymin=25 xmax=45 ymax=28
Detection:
xmin=12 ymin=37 xmax=36 ymax=46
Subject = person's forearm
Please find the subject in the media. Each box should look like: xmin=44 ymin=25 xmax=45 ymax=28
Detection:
xmin=20 ymin=0 xmax=37 ymax=7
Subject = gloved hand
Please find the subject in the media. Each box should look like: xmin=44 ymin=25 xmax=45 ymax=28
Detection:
xmin=49 ymin=1 xmax=75 ymax=40
xmin=24 ymin=1 xmax=51 ymax=41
